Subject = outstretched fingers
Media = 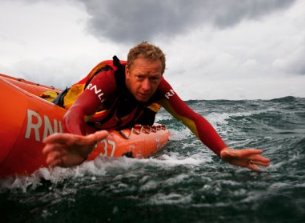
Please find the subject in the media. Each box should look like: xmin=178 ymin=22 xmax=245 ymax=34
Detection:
xmin=43 ymin=131 xmax=108 ymax=150
xmin=232 ymin=148 xmax=263 ymax=158
xmin=220 ymin=147 xmax=270 ymax=171
xmin=42 ymin=142 xmax=65 ymax=156
xmin=81 ymin=130 xmax=109 ymax=146
xmin=43 ymin=133 xmax=75 ymax=144
xmin=42 ymin=131 xmax=109 ymax=168
xmin=248 ymin=162 xmax=260 ymax=171
xmin=248 ymin=154 xmax=270 ymax=167
xmin=45 ymin=150 xmax=64 ymax=167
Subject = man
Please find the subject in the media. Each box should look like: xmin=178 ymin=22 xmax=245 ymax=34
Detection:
xmin=43 ymin=42 xmax=270 ymax=171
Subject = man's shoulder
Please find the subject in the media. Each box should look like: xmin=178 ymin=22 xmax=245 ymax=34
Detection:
xmin=157 ymin=77 xmax=172 ymax=91
xmin=92 ymin=56 xmax=126 ymax=73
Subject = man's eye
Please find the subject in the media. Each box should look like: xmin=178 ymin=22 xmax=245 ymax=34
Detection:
xmin=150 ymin=77 xmax=160 ymax=82
xmin=136 ymin=76 xmax=145 ymax=80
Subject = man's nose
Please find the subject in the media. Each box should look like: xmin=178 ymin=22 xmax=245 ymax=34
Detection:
xmin=141 ymin=79 xmax=151 ymax=91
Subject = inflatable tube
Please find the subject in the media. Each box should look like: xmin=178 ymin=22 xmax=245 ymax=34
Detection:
xmin=0 ymin=74 xmax=169 ymax=177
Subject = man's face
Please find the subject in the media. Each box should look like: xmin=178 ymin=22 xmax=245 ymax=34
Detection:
xmin=125 ymin=57 xmax=162 ymax=102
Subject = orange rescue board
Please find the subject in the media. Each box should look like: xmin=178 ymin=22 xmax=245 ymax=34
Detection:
xmin=0 ymin=73 xmax=169 ymax=178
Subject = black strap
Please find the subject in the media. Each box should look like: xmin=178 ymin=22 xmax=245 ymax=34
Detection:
xmin=52 ymin=87 xmax=69 ymax=107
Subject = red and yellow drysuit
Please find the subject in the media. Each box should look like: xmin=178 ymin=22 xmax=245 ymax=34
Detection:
xmin=56 ymin=56 xmax=227 ymax=156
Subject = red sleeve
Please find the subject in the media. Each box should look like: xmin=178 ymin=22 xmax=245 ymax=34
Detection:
xmin=63 ymin=70 xmax=116 ymax=135
xmin=158 ymin=78 xmax=227 ymax=156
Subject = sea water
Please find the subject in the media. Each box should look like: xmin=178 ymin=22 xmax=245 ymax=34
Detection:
xmin=1 ymin=96 xmax=305 ymax=223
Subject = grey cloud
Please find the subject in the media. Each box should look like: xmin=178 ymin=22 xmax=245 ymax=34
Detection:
xmin=287 ymin=49 xmax=305 ymax=75
xmin=76 ymin=0 xmax=296 ymax=43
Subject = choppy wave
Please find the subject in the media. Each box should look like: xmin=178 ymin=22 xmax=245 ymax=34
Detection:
xmin=1 ymin=96 xmax=305 ymax=223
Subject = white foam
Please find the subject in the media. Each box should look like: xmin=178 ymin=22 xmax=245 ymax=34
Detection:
xmin=147 ymin=192 xmax=193 ymax=205
xmin=139 ymin=180 xmax=159 ymax=192
xmin=206 ymin=107 xmax=277 ymax=125
xmin=155 ymin=152 xmax=212 ymax=166
xmin=168 ymin=128 xmax=192 ymax=141
xmin=0 ymin=150 xmax=213 ymax=191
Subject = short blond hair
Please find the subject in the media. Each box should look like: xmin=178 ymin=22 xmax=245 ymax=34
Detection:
xmin=127 ymin=41 xmax=166 ymax=74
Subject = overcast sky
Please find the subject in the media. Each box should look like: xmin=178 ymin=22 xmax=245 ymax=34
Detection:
xmin=1 ymin=0 xmax=304 ymax=100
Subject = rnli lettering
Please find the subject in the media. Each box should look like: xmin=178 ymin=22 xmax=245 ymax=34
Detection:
xmin=87 ymin=83 xmax=104 ymax=102
xmin=25 ymin=109 xmax=63 ymax=142
xmin=165 ymin=89 xmax=175 ymax=99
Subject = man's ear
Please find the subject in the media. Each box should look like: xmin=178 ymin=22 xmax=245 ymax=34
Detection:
xmin=125 ymin=66 xmax=130 ymax=79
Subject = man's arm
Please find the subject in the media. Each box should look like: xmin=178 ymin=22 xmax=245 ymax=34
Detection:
xmin=158 ymin=79 xmax=270 ymax=171
xmin=63 ymin=69 xmax=116 ymax=135
xmin=63 ymin=90 xmax=101 ymax=135
xmin=158 ymin=79 xmax=226 ymax=156
xmin=43 ymin=70 xmax=116 ymax=167
xmin=160 ymin=95 xmax=226 ymax=156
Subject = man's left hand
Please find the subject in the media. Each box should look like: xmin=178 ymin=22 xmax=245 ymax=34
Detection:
xmin=220 ymin=148 xmax=270 ymax=171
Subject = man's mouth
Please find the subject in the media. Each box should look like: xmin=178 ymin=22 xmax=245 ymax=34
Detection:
xmin=137 ymin=92 xmax=150 ymax=101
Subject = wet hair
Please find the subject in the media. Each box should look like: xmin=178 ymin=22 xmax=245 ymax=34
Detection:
xmin=127 ymin=41 xmax=166 ymax=74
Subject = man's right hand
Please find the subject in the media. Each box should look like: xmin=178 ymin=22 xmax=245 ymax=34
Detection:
xmin=42 ymin=131 xmax=108 ymax=167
